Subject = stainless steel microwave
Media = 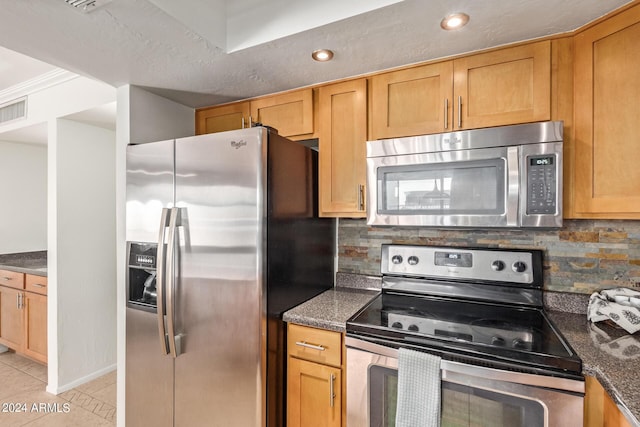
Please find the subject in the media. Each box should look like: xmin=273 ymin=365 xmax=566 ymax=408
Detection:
xmin=366 ymin=121 xmax=563 ymax=228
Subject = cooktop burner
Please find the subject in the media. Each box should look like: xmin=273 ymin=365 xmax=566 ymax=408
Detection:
xmin=346 ymin=245 xmax=582 ymax=378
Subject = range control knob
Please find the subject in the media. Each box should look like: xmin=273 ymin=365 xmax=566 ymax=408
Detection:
xmin=512 ymin=338 xmax=527 ymax=350
xmin=512 ymin=261 xmax=527 ymax=273
xmin=408 ymin=324 xmax=419 ymax=332
xmin=491 ymin=260 xmax=505 ymax=271
xmin=491 ymin=336 xmax=506 ymax=346
xmin=407 ymin=256 xmax=419 ymax=266
xmin=391 ymin=322 xmax=403 ymax=329
xmin=391 ymin=255 xmax=403 ymax=265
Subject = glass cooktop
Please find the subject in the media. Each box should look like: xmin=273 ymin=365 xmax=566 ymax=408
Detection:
xmin=346 ymin=292 xmax=582 ymax=377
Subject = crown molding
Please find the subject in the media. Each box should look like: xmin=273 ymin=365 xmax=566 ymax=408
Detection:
xmin=0 ymin=68 xmax=79 ymax=105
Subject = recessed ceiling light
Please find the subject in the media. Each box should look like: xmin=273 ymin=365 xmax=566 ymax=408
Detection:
xmin=312 ymin=49 xmax=334 ymax=62
xmin=440 ymin=13 xmax=470 ymax=30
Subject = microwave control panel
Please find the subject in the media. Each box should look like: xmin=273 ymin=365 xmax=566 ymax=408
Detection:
xmin=526 ymin=155 xmax=557 ymax=215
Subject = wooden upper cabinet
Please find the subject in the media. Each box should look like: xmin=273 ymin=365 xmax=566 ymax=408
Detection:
xmin=370 ymin=40 xmax=551 ymax=139
xmin=250 ymin=88 xmax=314 ymax=138
xmin=196 ymin=88 xmax=314 ymax=139
xmin=318 ymin=79 xmax=368 ymax=217
xmin=195 ymin=102 xmax=250 ymax=135
xmin=573 ymin=4 xmax=640 ymax=218
xmin=371 ymin=61 xmax=453 ymax=139
xmin=454 ymin=41 xmax=551 ymax=130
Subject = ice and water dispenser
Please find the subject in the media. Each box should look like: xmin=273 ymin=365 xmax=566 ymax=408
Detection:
xmin=127 ymin=242 xmax=158 ymax=312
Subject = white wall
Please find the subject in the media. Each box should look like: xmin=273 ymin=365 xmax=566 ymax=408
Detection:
xmin=0 ymin=141 xmax=47 ymax=253
xmin=116 ymin=85 xmax=194 ymax=427
xmin=47 ymin=119 xmax=117 ymax=393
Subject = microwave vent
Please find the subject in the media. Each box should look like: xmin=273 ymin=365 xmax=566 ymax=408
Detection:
xmin=0 ymin=97 xmax=27 ymax=125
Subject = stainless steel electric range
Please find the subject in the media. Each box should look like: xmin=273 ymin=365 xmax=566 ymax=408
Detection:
xmin=345 ymin=244 xmax=584 ymax=427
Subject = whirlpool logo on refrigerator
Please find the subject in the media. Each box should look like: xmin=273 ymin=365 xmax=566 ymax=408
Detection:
xmin=230 ymin=139 xmax=247 ymax=149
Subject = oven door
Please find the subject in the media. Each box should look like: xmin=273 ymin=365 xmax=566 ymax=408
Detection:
xmin=346 ymin=337 xmax=584 ymax=427
xmin=366 ymin=145 xmax=519 ymax=227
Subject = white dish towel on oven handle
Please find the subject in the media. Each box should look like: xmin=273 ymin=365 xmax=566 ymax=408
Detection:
xmin=395 ymin=348 xmax=441 ymax=427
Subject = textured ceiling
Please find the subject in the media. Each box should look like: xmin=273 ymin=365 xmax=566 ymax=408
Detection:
xmin=0 ymin=0 xmax=633 ymax=109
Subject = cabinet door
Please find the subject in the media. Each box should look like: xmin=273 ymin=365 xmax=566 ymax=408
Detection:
xmin=0 ymin=286 xmax=23 ymax=352
xmin=371 ymin=61 xmax=453 ymax=139
xmin=584 ymin=376 xmax=632 ymax=427
xmin=453 ymin=41 xmax=551 ymax=130
xmin=573 ymin=5 xmax=640 ymax=218
xmin=23 ymin=292 xmax=47 ymax=364
xmin=288 ymin=357 xmax=341 ymax=427
xmin=318 ymin=79 xmax=368 ymax=217
xmin=195 ymin=102 xmax=250 ymax=134
xmin=250 ymin=89 xmax=313 ymax=137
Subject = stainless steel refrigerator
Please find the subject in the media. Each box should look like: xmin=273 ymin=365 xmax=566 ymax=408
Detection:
xmin=125 ymin=127 xmax=335 ymax=427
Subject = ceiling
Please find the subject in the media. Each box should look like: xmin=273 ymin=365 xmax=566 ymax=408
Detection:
xmin=0 ymin=0 xmax=633 ymax=113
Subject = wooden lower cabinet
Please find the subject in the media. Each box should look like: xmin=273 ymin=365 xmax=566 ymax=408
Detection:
xmin=22 ymin=291 xmax=47 ymax=364
xmin=287 ymin=324 xmax=344 ymax=427
xmin=288 ymin=357 xmax=342 ymax=427
xmin=0 ymin=274 xmax=47 ymax=364
xmin=585 ymin=376 xmax=632 ymax=427
xmin=0 ymin=285 xmax=24 ymax=352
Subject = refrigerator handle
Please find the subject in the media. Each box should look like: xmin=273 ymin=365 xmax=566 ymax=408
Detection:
xmin=166 ymin=207 xmax=181 ymax=358
xmin=156 ymin=208 xmax=170 ymax=355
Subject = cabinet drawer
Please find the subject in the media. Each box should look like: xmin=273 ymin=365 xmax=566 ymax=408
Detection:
xmin=0 ymin=269 xmax=24 ymax=289
xmin=25 ymin=275 xmax=48 ymax=296
xmin=288 ymin=324 xmax=342 ymax=367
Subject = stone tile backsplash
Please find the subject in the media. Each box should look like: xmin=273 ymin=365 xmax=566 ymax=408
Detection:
xmin=338 ymin=219 xmax=640 ymax=294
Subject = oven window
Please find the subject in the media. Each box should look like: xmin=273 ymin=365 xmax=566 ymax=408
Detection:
xmin=377 ymin=159 xmax=505 ymax=215
xmin=369 ymin=366 xmax=544 ymax=427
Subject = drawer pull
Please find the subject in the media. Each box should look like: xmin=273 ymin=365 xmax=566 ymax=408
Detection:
xmin=32 ymin=283 xmax=46 ymax=288
xmin=3 ymin=277 xmax=13 ymax=281
xmin=295 ymin=341 xmax=326 ymax=352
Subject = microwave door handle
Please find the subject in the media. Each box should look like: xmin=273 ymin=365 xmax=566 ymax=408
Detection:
xmin=506 ymin=147 xmax=520 ymax=227
xmin=166 ymin=207 xmax=180 ymax=358
xmin=156 ymin=208 xmax=170 ymax=355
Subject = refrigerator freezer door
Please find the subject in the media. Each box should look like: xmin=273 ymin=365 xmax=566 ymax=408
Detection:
xmin=126 ymin=140 xmax=175 ymax=243
xmin=126 ymin=139 xmax=175 ymax=427
xmin=125 ymin=308 xmax=174 ymax=427
xmin=173 ymin=128 xmax=266 ymax=426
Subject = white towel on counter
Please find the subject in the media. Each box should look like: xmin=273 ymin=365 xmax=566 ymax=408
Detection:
xmin=395 ymin=348 xmax=441 ymax=427
xmin=588 ymin=287 xmax=640 ymax=334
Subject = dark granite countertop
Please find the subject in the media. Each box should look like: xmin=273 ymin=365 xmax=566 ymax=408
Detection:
xmin=549 ymin=310 xmax=640 ymax=426
xmin=283 ymin=287 xmax=379 ymax=332
xmin=0 ymin=251 xmax=47 ymax=277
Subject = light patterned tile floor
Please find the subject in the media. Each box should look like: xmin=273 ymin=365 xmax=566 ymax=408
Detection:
xmin=0 ymin=351 xmax=116 ymax=426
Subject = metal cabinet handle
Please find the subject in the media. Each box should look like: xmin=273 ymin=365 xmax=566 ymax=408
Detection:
xmin=457 ymin=95 xmax=462 ymax=128
xmin=16 ymin=293 xmax=20 ymax=309
xmin=241 ymin=117 xmax=245 ymax=129
xmin=156 ymin=208 xmax=170 ymax=355
xmin=357 ymin=184 xmax=365 ymax=211
xmin=295 ymin=341 xmax=325 ymax=351
xmin=329 ymin=373 xmax=336 ymax=408
xmin=166 ymin=207 xmax=180 ymax=358
xmin=249 ymin=115 xmax=253 ymax=127
xmin=32 ymin=283 xmax=46 ymax=288
xmin=444 ymin=98 xmax=449 ymax=129
xmin=3 ymin=277 xmax=12 ymax=281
